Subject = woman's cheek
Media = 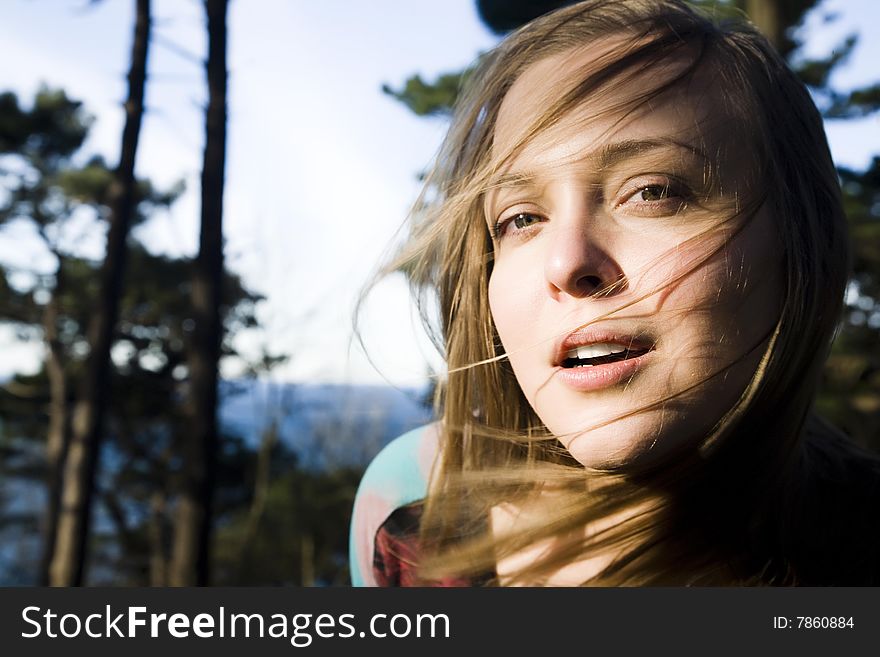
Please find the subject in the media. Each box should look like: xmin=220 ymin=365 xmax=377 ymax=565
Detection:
xmin=488 ymin=261 xmax=542 ymax=374
xmin=488 ymin=268 xmax=517 ymax=351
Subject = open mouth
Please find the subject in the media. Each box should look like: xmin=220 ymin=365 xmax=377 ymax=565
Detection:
xmin=560 ymin=343 xmax=652 ymax=368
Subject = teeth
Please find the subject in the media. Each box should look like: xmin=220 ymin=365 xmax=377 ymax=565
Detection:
xmin=565 ymin=343 xmax=628 ymax=360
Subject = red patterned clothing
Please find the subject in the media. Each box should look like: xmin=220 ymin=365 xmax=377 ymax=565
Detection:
xmin=350 ymin=425 xmax=489 ymax=587
xmin=372 ymin=503 xmax=480 ymax=587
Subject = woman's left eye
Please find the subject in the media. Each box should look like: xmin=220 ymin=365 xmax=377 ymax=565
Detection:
xmin=618 ymin=181 xmax=688 ymax=212
xmin=636 ymin=185 xmax=671 ymax=201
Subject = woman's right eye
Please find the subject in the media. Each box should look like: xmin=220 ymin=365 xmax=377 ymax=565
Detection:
xmin=493 ymin=212 xmax=545 ymax=239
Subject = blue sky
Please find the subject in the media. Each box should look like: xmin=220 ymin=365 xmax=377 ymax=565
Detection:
xmin=0 ymin=0 xmax=878 ymax=385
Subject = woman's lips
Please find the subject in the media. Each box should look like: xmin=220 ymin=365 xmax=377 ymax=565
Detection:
xmin=554 ymin=349 xmax=653 ymax=392
xmin=555 ymin=329 xmax=655 ymax=366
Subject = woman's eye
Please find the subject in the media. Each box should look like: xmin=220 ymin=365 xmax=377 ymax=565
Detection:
xmin=493 ymin=212 xmax=544 ymax=239
xmin=637 ymin=185 xmax=671 ymax=201
xmin=512 ymin=213 xmax=542 ymax=229
xmin=618 ymin=181 xmax=689 ymax=214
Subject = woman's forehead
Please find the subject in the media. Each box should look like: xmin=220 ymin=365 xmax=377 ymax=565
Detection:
xmin=494 ymin=43 xmax=729 ymax=172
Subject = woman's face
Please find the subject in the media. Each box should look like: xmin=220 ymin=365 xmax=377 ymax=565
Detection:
xmin=487 ymin=47 xmax=781 ymax=469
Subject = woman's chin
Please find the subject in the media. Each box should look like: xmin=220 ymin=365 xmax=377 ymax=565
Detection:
xmin=548 ymin=410 xmax=690 ymax=471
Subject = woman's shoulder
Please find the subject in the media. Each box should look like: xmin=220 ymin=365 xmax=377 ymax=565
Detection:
xmin=349 ymin=423 xmax=440 ymax=586
xmin=356 ymin=423 xmax=440 ymax=504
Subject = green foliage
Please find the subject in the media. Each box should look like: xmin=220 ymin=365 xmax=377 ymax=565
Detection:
xmin=476 ymin=0 xmax=578 ymax=34
xmin=0 ymin=87 xmax=269 ymax=584
xmin=0 ymin=89 xmax=180 ymax=248
xmin=792 ymin=31 xmax=880 ymax=120
xmin=213 ymin=448 xmax=363 ymax=586
xmin=822 ymin=83 xmax=880 ymax=119
xmin=382 ymin=71 xmax=470 ymax=118
xmin=0 ymin=87 xmax=91 ymax=162
xmin=797 ymin=34 xmax=857 ymax=87
xmin=818 ymin=157 xmax=880 ymax=452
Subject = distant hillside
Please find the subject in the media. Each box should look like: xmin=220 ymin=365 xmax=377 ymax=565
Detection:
xmin=0 ymin=380 xmax=435 ymax=584
xmin=218 ymin=380 xmax=435 ymax=469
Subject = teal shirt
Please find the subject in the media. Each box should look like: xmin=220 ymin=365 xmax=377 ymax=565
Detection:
xmin=348 ymin=425 xmax=437 ymax=586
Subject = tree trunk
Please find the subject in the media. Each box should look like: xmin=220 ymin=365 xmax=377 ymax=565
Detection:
xmin=149 ymin=490 xmax=171 ymax=586
xmin=301 ymin=534 xmax=315 ymax=587
xmin=169 ymin=0 xmax=228 ymax=587
xmin=38 ymin=259 xmax=71 ymax=585
xmin=744 ymin=0 xmax=782 ymax=49
xmin=234 ymin=422 xmax=277 ymax=581
xmin=49 ymin=0 xmax=151 ymax=586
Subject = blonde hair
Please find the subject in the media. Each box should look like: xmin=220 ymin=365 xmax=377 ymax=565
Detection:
xmin=368 ymin=0 xmax=868 ymax=585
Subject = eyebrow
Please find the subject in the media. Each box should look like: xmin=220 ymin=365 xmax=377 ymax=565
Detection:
xmin=596 ymin=137 xmax=708 ymax=168
xmin=487 ymin=137 xmax=708 ymax=192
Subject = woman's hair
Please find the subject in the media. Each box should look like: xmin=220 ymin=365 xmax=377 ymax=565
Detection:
xmin=368 ymin=0 xmax=865 ymax=584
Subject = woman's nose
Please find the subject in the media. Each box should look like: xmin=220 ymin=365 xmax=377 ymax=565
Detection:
xmin=543 ymin=222 xmax=625 ymax=300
